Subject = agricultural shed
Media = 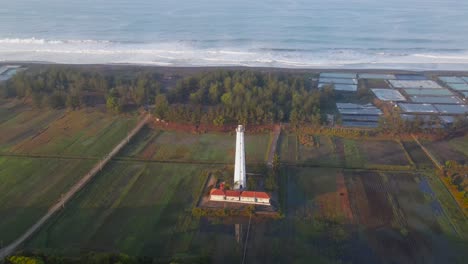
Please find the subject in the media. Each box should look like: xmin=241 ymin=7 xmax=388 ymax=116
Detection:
xmin=358 ymin=73 xmax=396 ymax=80
xmin=334 ymin=84 xmax=358 ymax=92
xmin=340 ymin=115 xmax=380 ymax=122
xmin=398 ymin=103 xmax=438 ymax=114
xmin=409 ymin=96 xmax=463 ymax=104
xmin=389 ymin=80 xmax=442 ymax=89
xmin=447 ymin=83 xmax=468 ymax=91
xmin=339 ymin=108 xmax=382 ymax=115
xmin=372 ymin=89 xmax=406 ymax=101
xmin=337 ymin=103 xmax=374 ymax=109
xmin=342 ymin=121 xmax=378 ymax=128
xmin=400 ymin=114 xmax=434 ymax=122
xmin=433 ymin=104 xmax=468 ymax=115
xmin=319 ymin=83 xmax=357 ymax=92
xmin=336 ymin=103 xmax=382 ymax=114
xmin=439 ymin=116 xmax=456 ymax=125
xmin=403 ymin=88 xmax=453 ymax=96
xmin=341 ymin=114 xmax=380 ymax=122
xmin=400 ymin=114 xmax=444 ymax=128
xmin=395 ymin=74 xmax=427 ymax=80
xmin=320 ymin=72 xmax=357 ymax=79
xmin=319 ymin=77 xmax=357 ymax=85
xmin=438 ymin=76 xmax=465 ymax=84
xmin=337 ymin=102 xmax=381 ymax=127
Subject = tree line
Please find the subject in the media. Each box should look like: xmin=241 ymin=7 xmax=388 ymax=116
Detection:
xmin=1 ymin=67 xmax=335 ymax=126
xmin=0 ymin=66 xmax=162 ymax=111
xmin=155 ymin=70 xmax=333 ymax=126
xmin=3 ymin=66 xmax=464 ymax=131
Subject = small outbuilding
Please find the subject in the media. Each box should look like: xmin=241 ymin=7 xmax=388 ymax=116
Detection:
xmin=210 ymin=189 xmax=225 ymax=201
xmin=225 ymin=190 xmax=241 ymax=201
xmin=254 ymin=192 xmax=271 ymax=205
xmin=240 ymin=191 xmax=257 ymax=203
xmin=240 ymin=191 xmax=271 ymax=205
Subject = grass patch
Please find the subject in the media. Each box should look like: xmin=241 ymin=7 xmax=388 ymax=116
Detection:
xmin=424 ymin=171 xmax=468 ymax=238
xmin=297 ymin=135 xmax=341 ymax=167
xmin=10 ymin=110 xmax=138 ymax=157
xmin=343 ymin=139 xmax=364 ymax=168
xmin=119 ymin=129 xmax=269 ymax=163
xmin=26 ymin=162 xmax=216 ymax=257
xmin=0 ymin=157 xmax=95 ymax=244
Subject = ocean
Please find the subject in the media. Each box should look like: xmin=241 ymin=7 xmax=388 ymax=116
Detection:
xmin=1 ymin=0 xmax=468 ymax=69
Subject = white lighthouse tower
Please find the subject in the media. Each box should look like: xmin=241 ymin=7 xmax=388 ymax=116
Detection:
xmin=234 ymin=125 xmax=246 ymax=190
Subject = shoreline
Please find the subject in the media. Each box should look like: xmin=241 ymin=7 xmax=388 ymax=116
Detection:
xmin=2 ymin=61 xmax=468 ymax=76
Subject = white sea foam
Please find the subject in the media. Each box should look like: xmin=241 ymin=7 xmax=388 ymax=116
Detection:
xmin=2 ymin=38 xmax=468 ymax=70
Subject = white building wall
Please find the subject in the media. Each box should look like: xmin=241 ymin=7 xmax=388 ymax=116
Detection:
xmin=210 ymin=195 xmax=225 ymax=201
xmin=257 ymin=198 xmax=270 ymax=204
xmin=226 ymin=196 xmax=240 ymax=201
xmin=240 ymin=197 xmax=256 ymax=203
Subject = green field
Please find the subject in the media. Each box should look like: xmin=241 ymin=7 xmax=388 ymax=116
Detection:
xmin=401 ymin=140 xmax=434 ymax=169
xmin=283 ymin=167 xmax=466 ymax=263
xmin=279 ymin=133 xmax=343 ymax=166
xmin=278 ymin=132 xmax=298 ymax=163
xmin=0 ymin=100 xmax=138 ymax=157
xmin=9 ymin=110 xmax=137 ymax=157
xmin=26 ymin=162 xmax=214 ymax=257
xmin=280 ymin=133 xmax=413 ymax=170
xmin=0 ymin=109 xmax=64 ymax=151
xmin=0 ymin=106 xmax=139 ymax=245
xmin=422 ymin=134 xmax=468 ymax=164
xmin=25 ymin=165 xmax=360 ymax=263
xmin=0 ymin=157 xmax=95 ymax=244
xmin=0 ymin=99 xmax=466 ymax=263
xmin=23 ymin=163 xmax=468 ymax=263
xmin=118 ymin=128 xmax=270 ymax=163
xmin=447 ymin=134 xmax=468 ymax=157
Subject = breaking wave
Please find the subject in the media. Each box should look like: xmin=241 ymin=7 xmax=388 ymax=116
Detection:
xmin=1 ymin=37 xmax=468 ymax=70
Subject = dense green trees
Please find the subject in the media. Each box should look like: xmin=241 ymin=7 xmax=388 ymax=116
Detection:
xmin=160 ymin=70 xmax=327 ymax=126
xmin=0 ymin=67 xmax=162 ymax=111
xmin=0 ymin=67 xmax=335 ymax=126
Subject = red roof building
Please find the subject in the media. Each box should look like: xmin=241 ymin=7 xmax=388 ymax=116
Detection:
xmin=210 ymin=188 xmax=225 ymax=201
xmin=255 ymin=192 xmax=270 ymax=199
xmin=225 ymin=190 xmax=241 ymax=201
xmin=240 ymin=191 xmax=270 ymax=204
xmin=240 ymin=191 xmax=270 ymax=199
xmin=209 ymin=189 xmax=271 ymax=205
xmin=210 ymin=189 xmax=225 ymax=196
xmin=225 ymin=190 xmax=242 ymax=197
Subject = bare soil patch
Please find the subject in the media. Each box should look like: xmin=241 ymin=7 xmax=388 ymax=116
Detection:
xmin=358 ymin=140 xmax=410 ymax=166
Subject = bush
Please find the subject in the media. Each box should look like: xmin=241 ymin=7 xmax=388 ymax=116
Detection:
xmin=6 ymin=256 xmax=44 ymax=264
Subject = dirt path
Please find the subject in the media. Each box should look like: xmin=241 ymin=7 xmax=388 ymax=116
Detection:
xmin=412 ymin=135 xmax=464 ymax=238
xmin=0 ymin=152 xmax=100 ymax=160
xmin=411 ymin=135 xmax=442 ymax=169
xmin=0 ymin=114 xmax=151 ymax=260
xmin=267 ymin=124 xmax=281 ymax=167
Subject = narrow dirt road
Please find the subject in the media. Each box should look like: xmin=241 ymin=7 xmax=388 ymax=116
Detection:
xmin=267 ymin=124 xmax=281 ymax=167
xmin=0 ymin=114 xmax=151 ymax=260
xmin=411 ymin=134 xmax=442 ymax=169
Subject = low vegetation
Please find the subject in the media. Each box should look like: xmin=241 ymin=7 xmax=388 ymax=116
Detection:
xmin=439 ymin=161 xmax=468 ymax=216
xmin=0 ymin=157 xmax=96 ymax=244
